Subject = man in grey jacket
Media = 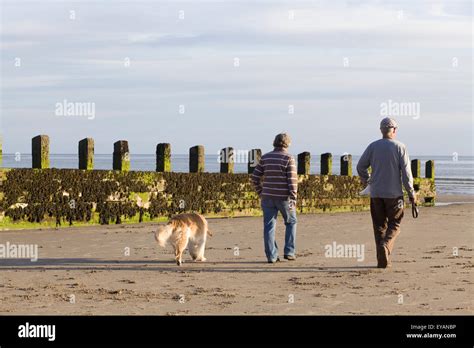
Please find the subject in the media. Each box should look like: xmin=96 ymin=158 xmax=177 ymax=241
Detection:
xmin=357 ymin=117 xmax=416 ymax=268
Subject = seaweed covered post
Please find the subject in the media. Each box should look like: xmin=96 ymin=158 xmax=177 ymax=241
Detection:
xmin=190 ymin=145 xmax=205 ymax=173
xmin=79 ymin=138 xmax=94 ymax=170
xmin=297 ymin=152 xmax=311 ymax=175
xmin=220 ymin=147 xmax=234 ymax=174
xmin=113 ymin=140 xmax=130 ymax=171
xmin=425 ymin=160 xmax=435 ymax=180
xmin=424 ymin=160 xmax=436 ymax=204
xmin=32 ymin=135 xmax=50 ymax=169
xmin=340 ymin=154 xmax=352 ymax=176
xmin=321 ymin=153 xmax=332 ymax=175
xmin=156 ymin=143 xmax=171 ymax=172
xmin=248 ymin=149 xmax=262 ymax=174
xmin=411 ymin=159 xmax=421 ymax=178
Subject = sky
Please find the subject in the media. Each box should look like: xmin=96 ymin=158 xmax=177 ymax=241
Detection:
xmin=1 ymin=0 xmax=472 ymax=157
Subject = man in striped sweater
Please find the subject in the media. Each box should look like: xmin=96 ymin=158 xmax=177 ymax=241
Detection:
xmin=251 ymin=133 xmax=298 ymax=263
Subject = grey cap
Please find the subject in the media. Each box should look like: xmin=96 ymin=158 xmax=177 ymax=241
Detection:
xmin=380 ymin=117 xmax=398 ymax=129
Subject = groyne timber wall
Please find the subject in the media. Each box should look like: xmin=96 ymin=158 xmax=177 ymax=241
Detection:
xmin=0 ymin=136 xmax=436 ymax=229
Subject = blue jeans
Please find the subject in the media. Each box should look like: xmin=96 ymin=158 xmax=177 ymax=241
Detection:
xmin=261 ymin=198 xmax=297 ymax=261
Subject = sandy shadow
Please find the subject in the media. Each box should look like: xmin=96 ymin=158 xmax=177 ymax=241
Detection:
xmin=0 ymin=258 xmax=378 ymax=273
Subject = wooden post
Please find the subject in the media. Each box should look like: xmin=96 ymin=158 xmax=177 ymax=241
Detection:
xmin=78 ymin=138 xmax=94 ymax=170
xmin=340 ymin=154 xmax=352 ymax=176
xmin=411 ymin=159 xmax=421 ymax=178
xmin=113 ymin=140 xmax=130 ymax=171
xmin=321 ymin=153 xmax=332 ymax=175
xmin=425 ymin=160 xmax=435 ymax=179
xmin=425 ymin=160 xmax=436 ymax=204
xmin=297 ymin=152 xmax=311 ymax=175
xmin=220 ymin=147 xmax=234 ymax=174
xmin=32 ymin=135 xmax=50 ymax=169
xmin=248 ymin=149 xmax=262 ymax=174
xmin=189 ymin=145 xmax=205 ymax=173
xmin=156 ymin=143 xmax=171 ymax=172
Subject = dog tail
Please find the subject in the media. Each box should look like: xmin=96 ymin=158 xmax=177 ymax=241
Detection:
xmin=155 ymin=223 xmax=173 ymax=247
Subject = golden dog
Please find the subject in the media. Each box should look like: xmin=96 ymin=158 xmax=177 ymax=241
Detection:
xmin=155 ymin=213 xmax=212 ymax=266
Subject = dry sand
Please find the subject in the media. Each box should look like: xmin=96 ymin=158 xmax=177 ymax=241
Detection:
xmin=0 ymin=195 xmax=472 ymax=315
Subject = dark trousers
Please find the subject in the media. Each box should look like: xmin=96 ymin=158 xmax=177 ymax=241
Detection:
xmin=370 ymin=197 xmax=404 ymax=261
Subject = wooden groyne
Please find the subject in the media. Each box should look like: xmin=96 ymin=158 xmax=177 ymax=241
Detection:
xmin=0 ymin=135 xmax=436 ymax=229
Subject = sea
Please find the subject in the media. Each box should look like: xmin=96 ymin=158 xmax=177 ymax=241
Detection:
xmin=2 ymin=154 xmax=473 ymax=196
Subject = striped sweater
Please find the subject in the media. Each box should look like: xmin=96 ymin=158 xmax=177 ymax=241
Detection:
xmin=251 ymin=148 xmax=298 ymax=201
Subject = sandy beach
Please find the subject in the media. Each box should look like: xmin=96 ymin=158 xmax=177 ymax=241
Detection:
xmin=0 ymin=195 xmax=472 ymax=315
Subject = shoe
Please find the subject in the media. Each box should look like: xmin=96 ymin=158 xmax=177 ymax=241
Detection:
xmin=377 ymin=245 xmax=389 ymax=268
xmin=284 ymin=255 xmax=296 ymax=261
xmin=268 ymin=257 xmax=280 ymax=264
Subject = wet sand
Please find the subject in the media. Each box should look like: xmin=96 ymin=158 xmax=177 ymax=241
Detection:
xmin=0 ymin=195 xmax=472 ymax=315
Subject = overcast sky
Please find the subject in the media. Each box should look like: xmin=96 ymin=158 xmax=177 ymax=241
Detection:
xmin=1 ymin=0 xmax=472 ymax=156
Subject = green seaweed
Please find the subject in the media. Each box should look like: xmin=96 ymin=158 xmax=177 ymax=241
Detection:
xmin=0 ymin=168 xmax=436 ymax=230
